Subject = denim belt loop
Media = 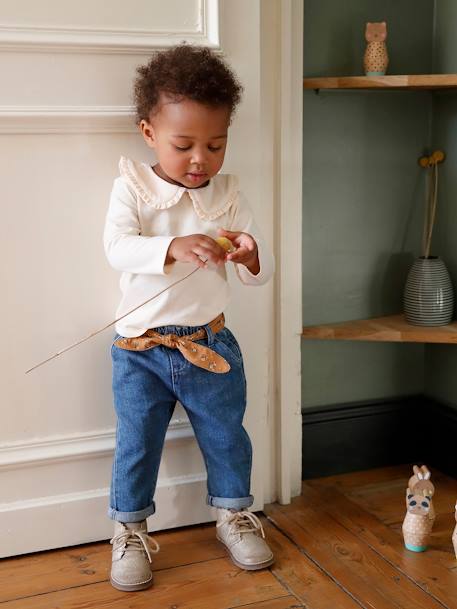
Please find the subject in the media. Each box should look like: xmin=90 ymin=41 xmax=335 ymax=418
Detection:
xmin=204 ymin=321 xmax=215 ymax=346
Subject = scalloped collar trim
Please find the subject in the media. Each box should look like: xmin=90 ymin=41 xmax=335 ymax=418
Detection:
xmin=119 ymin=156 xmax=238 ymax=221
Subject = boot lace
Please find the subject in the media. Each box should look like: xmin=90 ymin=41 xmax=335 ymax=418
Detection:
xmin=216 ymin=510 xmax=266 ymax=538
xmin=110 ymin=526 xmax=160 ymax=563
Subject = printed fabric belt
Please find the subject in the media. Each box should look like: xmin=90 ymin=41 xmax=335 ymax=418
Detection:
xmin=113 ymin=313 xmax=230 ymax=374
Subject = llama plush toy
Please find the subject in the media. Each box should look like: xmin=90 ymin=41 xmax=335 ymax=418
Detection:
xmin=364 ymin=22 xmax=389 ymax=76
xmin=407 ymin=465 xmax=436 ymax=524
xmin=402 ymin=490 xmax=433 ymax=552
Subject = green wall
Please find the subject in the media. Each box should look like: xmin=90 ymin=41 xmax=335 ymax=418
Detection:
xmin=425 ymin=0 xmax=457 ymax=410
xmin=302 ymin=0 xmax=434 ymax=408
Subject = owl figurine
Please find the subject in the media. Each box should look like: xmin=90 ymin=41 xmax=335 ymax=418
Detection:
xmin=364 ymin=21 xmax=389 ymax=76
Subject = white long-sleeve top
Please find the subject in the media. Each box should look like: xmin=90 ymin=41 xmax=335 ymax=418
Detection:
xmin=103 ymin=156 xmax=275 ymax=337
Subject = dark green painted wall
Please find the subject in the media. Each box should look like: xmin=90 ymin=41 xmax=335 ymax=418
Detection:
xmin=425 ymin=0 xmax=457 ymax=411
xmin=302 ymin=0 xmax=435 ymax=408
xmin=303 ymin=0 xmax=433 ymax=77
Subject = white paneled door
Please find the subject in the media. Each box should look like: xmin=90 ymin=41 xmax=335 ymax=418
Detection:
xmin=0 ymin=0 xmax=303 ymax=556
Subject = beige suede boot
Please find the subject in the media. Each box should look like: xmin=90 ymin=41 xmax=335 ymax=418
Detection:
xmin=110 ymin=520 xmax=160 ymax=591
xmin=216 ymin=508 xmax=274 ymax=570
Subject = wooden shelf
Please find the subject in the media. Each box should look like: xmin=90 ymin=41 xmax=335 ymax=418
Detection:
xmin=303 ymin=74 xmax=457 ymax=91
xmin=302 ymin=314 xmax=457 ymax=344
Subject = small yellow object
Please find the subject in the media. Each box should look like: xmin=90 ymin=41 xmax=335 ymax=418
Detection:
xmin=431 ymin=150 xmax=445 ymax=163
xmin=214 ymin=236 xmax=235 ymax=252
xmin=419 ymin=150 xmax=445 ymax=167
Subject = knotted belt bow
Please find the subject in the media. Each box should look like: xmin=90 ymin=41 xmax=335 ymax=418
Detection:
xmin=113 ymin=313 xmax=230 ymax=374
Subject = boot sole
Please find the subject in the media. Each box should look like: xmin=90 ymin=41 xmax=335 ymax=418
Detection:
xmin=217 ymin=537 xmax=275 ymax=571
xmin=110 ymin=574 xmax=153 ymax=592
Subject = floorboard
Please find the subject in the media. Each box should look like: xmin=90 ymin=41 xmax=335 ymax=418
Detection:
xmin=1 ymin=464 xmax=455 ymax=609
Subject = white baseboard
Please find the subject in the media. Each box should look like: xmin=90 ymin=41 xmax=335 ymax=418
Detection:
xmin=0 ymin=422 xmax=220 ymax=557
xmin=0 ymin=474 xmax=216 ymax=558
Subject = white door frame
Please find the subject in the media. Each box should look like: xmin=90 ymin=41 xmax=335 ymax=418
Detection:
xmin=276 ymin=0 xmax=304 ymax=503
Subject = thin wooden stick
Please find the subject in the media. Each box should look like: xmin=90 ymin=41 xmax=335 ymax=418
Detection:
xmin=25 ymin=266 xmax=200 ymax=374
xmin=422 ymin=166 xmax=432 ymax=257
xmin=425 ymin=163 xmax=439 ymax=258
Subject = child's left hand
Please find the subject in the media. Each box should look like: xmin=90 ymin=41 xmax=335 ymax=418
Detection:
xmin=217 ymin=228 xmax=260 ymax=275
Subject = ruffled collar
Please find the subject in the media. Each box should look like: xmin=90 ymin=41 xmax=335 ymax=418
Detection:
xmin=119 ymin=156 xmax=238 ymax=221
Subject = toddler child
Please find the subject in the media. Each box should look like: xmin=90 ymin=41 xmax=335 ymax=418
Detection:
xmin=103 ymin=44 xmax=275 ymax=592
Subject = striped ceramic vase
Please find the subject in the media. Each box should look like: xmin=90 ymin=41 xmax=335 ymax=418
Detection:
xmin=403 ymin=256 xmax=454 ymax=326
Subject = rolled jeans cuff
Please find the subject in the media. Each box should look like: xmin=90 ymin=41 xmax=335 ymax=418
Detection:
xmin=108 ymin=500 xmax=156 ymax=523
xmin=206 ymin=494 xmax=254 ymax=510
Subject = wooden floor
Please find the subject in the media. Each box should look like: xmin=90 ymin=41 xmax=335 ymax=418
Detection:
xmin=1 ymin=464 xmax=456 ymax=608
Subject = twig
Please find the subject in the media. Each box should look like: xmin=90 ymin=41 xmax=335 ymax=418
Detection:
xmin=25 ymin=266 xmax=201 ymax=374
xmin=422 ymin=167 xmax=431 ymax=257
xmin=424 ymin=163 xmax=439 ymax=258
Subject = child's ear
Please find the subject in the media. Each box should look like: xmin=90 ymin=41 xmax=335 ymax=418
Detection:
xmin=139 ymin=120 xmax=156 ymax=149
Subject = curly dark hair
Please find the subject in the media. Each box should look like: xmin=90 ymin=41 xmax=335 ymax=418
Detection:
xmin=133 ymin=44 xmax=243 ymax=124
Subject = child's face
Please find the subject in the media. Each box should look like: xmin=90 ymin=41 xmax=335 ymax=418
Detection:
xmin=140 ymin=96 xmax=230 ymax=189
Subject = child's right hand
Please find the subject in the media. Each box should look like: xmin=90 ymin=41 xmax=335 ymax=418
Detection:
xmin=166 ymin=234 xmax=226 ymax=268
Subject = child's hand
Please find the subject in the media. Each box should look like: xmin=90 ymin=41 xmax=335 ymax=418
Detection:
xmin=166 ymin=234 xmax=226 ymax=268
xmin=217 ymin=228 xmax=260 ymax=275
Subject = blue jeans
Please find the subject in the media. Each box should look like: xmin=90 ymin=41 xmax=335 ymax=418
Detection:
xmin=108 ymin=320 xmax=253 ymax=522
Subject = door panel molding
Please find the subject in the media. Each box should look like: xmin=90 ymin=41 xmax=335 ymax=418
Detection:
xmin=0 ymin=420 xmax=193 ymax=471
xmin=0 ymin=105 xmax=136 ymax=133
xmin=0 ymin=0 xmax=219 ymax=53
